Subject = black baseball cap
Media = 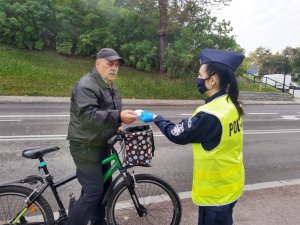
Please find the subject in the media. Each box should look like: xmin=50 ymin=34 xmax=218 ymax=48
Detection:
xmin=96 ymin=48 xmax=125 ymax=64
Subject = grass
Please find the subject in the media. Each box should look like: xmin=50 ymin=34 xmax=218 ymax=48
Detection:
xmin=0 ymin=44 xmax=278 ymax=99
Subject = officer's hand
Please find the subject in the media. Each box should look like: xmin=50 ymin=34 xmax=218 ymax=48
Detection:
xmin=120 ymin=110 xmax=138 ymax=124
xmin=140 ymin=110 xmax=157 ymax=123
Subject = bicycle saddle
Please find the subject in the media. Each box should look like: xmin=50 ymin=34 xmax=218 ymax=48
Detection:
xmin=22 ymin=146 xmax=60 ymax=159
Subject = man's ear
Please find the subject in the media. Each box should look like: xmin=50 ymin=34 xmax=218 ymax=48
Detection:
xmin=95 ymin=59 xmax=101 ymax=66
xmin=95 ymin=59 xmax=103 ymax=71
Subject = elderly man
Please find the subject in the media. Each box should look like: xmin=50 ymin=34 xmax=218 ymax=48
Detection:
xmin=67 ymin=48 xmax=137 ymax=225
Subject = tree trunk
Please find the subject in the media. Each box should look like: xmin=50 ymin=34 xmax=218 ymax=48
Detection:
xmin=157 ymin=0 xmax=168 ymax=73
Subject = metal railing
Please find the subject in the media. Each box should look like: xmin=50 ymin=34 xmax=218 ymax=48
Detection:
xmin=243 ymin=71 xmax=299 ymax=98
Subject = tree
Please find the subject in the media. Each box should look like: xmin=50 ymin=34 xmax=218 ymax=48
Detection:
xmin=0 ymin=0 xmax=56 ymax=49
xmin=0 ymin=0 xmax=240 ymax=76
xmin=291 ymin=48 xmax=300 ymax=76
xmin=158 ymin=0 xmax=168 ymax=72
xmin=120 ymin=0 xmax=234 ymax=74
xmin=248 ymin=47 xmax=271 ymax=75
xmin=248 ymin=47 xmax=296 ymax=76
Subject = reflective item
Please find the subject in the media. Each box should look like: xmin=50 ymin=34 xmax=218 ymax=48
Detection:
xmin=192 ymin=95 xmax=244 ymax=206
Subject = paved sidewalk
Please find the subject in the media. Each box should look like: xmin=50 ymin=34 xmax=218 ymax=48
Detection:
xmin=180 ymin=180 xmax=300 ymax=225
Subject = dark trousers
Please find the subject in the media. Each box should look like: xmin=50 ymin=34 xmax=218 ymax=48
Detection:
xmin=198 ymin=201 xmax=237 ymax=225
xmin=67 ymin=142 xmax=112 ymax=225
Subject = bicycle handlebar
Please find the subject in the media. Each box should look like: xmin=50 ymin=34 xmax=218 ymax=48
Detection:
xmin=107 ymin=132 xmax=124 ymax=145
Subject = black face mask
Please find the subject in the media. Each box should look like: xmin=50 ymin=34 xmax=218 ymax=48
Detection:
xmin=196 ymin=77 xmax=209 ymax=94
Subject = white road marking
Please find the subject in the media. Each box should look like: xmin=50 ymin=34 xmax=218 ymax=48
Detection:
xmin=1 ymin=129 xmax=300 ymax=141
xmin=0 ymin=135 xmax=66 ymax=142
xmin=0 ymin=137 xmax=67 ymax=141
xmin=281 ymin=115 xmax=300 ymax=120
xmin=183 ymin=113 xmax=280 ymax=116
xmin=244 ymin=128 xmax=300 ymax=134
xmin=0 ymin=135 xmax=66 ymax=138
xmin=0 ymin=115 xmax=69 ymax=118
xmin=0 ymin=120 xmax=21 ymax=122
xmin=247 ymin=113 xmax=278 ymax=115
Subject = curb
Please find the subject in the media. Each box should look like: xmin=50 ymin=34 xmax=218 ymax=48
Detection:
xmin=0 ymin=96 xmax=299 ymax=105
xmin=177 ymin=178 xmax=300 ymax=200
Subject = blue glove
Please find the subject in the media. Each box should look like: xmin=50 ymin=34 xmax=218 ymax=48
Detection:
xmin=140 ymin=110 xmax=156 ymax=123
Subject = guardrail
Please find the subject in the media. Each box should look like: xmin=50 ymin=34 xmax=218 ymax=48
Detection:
xmin=243 ymin=72 xmax=299 ymax=98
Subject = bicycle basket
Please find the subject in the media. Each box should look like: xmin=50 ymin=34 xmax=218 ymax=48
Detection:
xmin=124 ymin=125 xmax=155 ymax=165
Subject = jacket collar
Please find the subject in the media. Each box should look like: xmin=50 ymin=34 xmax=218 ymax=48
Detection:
xmin=205 ymin=90 xmax=227 ymax=104
xmin=91 ymin=67 xmax=117 ymax=90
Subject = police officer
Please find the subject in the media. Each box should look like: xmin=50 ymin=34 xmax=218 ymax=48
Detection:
xmin=139 ymin=48 xmax=245 ymax=225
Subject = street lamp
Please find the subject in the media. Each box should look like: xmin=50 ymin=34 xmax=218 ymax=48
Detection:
xmin=282 ymin=53 xmax=290 ymax=92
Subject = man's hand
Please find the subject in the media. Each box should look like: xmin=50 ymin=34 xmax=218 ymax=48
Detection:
xmin=120 ymin=110 xmax=138 ymax=124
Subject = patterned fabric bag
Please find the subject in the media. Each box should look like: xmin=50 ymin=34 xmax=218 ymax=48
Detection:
xmin=124 ymin=125 xmax=155 ymax=165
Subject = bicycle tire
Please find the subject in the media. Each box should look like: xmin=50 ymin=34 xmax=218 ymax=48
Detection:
xmin=0 ymin=185 xmax=54 ymax=225
xmin=106 ymin=174 xmax=182 ymax=225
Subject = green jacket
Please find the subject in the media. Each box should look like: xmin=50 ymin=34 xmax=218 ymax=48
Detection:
xmin=67 ymin=68 xmax=122 ymax=147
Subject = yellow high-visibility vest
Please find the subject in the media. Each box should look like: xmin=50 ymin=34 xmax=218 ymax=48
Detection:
xmin=191 ymin=94 xmax=245 ymax=206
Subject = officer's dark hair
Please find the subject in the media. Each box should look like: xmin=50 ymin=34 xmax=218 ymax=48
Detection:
xmin=205 ymin=62 xmax=244 ymax=116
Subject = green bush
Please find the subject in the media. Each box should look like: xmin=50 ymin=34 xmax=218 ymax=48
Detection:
xmin=0 ymin=0 xmax=55 ymax=50
xmin=165 ymin=39 xmax=198 ymax=78
xmin=120 ymin=40 xmax=157 ymax=71
xmin=56 ymin=32 xmax=72 ymax=55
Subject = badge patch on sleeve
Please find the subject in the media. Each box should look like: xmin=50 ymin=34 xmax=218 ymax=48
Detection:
xmin=171 ymin=123 xmax=185 ymax=136
xmin=187 ymin=118 xmax=192 ymax=128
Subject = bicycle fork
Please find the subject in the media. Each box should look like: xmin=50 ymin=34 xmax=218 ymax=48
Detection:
xmin=125 ymin=172 xmax=147 ymax=217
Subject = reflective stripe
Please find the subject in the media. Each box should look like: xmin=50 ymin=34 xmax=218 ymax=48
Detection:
xmin=193 ymin=179 xmax=244 ymax=197
xmin=194 ymin=163 xmax=242 ymax=180
xmin=191 ymin=95 xmax=244 ymax=205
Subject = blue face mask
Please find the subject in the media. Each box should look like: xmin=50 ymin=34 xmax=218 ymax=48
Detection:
xmin=196 ymin=77 xmax=209 ymax=94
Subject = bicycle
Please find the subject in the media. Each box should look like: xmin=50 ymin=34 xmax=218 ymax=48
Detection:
xmin=0 ymin=129 xmax=182 ymax=225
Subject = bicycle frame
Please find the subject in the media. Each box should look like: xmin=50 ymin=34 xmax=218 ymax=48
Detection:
xmin=9 ymin=157 xmax=77 ymax=224
xmin=8 ymin=135 xmax=142 ymax=224
xmin=102 ymin=150 xmax=121 ymax=182
xmin=3 ymin=137 xmax=127 ymax=224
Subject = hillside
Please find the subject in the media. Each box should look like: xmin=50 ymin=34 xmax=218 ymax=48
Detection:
xmin=0 ymin=45 xmax=278 ymax=99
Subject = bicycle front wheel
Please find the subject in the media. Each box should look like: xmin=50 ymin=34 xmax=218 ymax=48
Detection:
xmin=106 ymin=174 xmax=182 ymax=225
xmin=0 ymin=185 xmax=54 ymax=225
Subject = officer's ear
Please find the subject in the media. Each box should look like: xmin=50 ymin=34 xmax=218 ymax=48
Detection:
xmin=210 ymin=74 xmax=220 ymax=89
xmin=210 ymin=75 xmax=217 ymax=85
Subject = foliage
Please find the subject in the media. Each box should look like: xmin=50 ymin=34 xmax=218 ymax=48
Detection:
xmin=0 ymin=0 xmax=239 ymax=77
xmin=164 ymin=35 xmax=197 ymax=78
xmin=0 ymin=44 xmax=275 ymax=98
xmin=120 ymin=41 xmax=158 ymax=71
xmin=165 ymin=14 xmax=242 ymax=78
xmin=289 ymin=48 xmax=300 ymax=76
xmin=248 ymin=47 xmax=300 ymax=78
xmin=0 ymin=0 xmax=56 ymax=49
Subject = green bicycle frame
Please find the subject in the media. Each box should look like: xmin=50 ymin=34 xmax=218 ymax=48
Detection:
xmin=101 ymin=151 xmax=122 ymax=183
xmin=11 ymin=147 xmax=122 ymax=224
